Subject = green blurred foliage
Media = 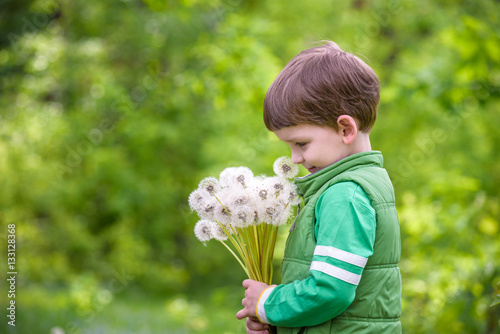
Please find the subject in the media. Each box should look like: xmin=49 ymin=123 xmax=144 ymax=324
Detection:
xmin=0 ymin=0 xmax=499 ymax=333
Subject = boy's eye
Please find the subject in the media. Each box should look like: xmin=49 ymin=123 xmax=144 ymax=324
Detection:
xmin=295 ymin=142 xmax=307 ymax=148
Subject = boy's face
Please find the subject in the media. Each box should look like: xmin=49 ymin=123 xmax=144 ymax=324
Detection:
xmin=274 ymin=124 xmax=350 ymax=175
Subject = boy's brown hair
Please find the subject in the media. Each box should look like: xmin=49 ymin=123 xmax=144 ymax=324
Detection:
xmin=263 ymin=41 xmax=379 ymax=132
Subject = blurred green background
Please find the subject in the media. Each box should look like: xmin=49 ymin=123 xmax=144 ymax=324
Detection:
xmin=0 ymin=0 xmax=499 ymax=333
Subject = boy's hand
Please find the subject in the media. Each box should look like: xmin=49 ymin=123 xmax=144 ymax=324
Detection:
xmin=236 ymin=279 xmax=271 ymax=320
xmin=246 ymin=316 xmax=270 ymax=334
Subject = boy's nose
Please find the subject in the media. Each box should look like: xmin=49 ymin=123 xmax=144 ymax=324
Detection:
xmin=291 ymin=152 xmax=304 ymax=165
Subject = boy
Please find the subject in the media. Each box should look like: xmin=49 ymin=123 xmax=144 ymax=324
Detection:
xmin=236 ymin=41 xmax=402 ymax=333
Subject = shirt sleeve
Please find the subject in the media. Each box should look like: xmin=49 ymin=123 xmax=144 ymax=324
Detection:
xmin=258 ymin=181 xmax=376 ymax=327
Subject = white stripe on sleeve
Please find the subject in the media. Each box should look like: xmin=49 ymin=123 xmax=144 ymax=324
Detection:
xmin=310 ymin=261 xmax=362 ymax=285
xmin=314 ymin=245 xmax=368 ymax=268
xmin=257 ymin=286 xmax=275 ymax=324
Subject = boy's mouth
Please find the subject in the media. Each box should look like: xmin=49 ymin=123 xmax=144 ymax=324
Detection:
xmin=307 ymin=166 xmax=319 ymax=174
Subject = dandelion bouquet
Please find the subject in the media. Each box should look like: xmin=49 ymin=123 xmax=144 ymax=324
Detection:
xmin=189 ymin=157 xmax=300 ymax=285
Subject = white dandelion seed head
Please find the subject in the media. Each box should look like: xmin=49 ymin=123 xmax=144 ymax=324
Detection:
xmin=286 ymin=183 xmax=301 ymax=206
xmin=197 ymin=196 xmax=219 ymax=220
xmin=198 ymin=177 xmax=221 ymax=196
xmin=231 ymin=190 xmax=252 ymax=207
xmin=263 ymin=176 xmax=288 ymax=199
xmin=217 ymin=186 xmax=250 ymax=208
xmin=194 ymin=220 xmax=213 ymax=242
xmin=219 ymin=166 xmax=254 ymax=188
xmin=248 ymin=176 xmax=272 ymax=202
xmin=273 ymin=205 xmax=292 ymax=226
xmin=188 ymin=189 xmax=211 ymax=214
xmin=248 ymin=175 xmax=265 ymax=187
xmin=231 ymin=205 xmax=256 ymax=228
xmin=273 ymin=156 xmax=299 ymax=179
xmin=246 ymin=178 xmax=277 ymax=223
xmin=258 ymin=202 xmax=280 ymax=225
xmin=213 ymin=187 xmax=233 ymax=207
xmin=259 ymin=202 xmax=290 ymax=226
xmin=213 ymin=196 xmax=232 ymax=225
xmin=210 ymin=221 xmax=228 ymax=241
xmin=273 ymin=180 xmax=300 ymax=206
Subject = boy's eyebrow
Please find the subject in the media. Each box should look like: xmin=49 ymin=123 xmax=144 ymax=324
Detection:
xmin=282 ymin=135 xmax=309 ymax=143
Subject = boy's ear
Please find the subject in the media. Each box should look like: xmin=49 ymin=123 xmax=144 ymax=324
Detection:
xmin=337 ymin=115 xmax=357 ymax=145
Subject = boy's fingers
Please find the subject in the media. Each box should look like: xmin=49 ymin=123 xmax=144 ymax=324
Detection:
xmin=236 ymin=307 xmax=248 ymax=320
xmin=247 ymin=317 xmax=268 ymax=330
xmin=247 ymin=329 xmax=269 ymax=334
xmin=242 ymin=279 xmax=252 ymax=289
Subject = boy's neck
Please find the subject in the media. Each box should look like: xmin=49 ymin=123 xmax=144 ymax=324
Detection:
xmin=351 ymin=131 xmax=372 ymax=154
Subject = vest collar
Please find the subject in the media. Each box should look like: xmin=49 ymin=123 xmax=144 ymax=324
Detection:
xmin=294 ymin=151 xmax=383 ymax=204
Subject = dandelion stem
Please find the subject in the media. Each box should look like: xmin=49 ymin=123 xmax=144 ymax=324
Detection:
xmin=218 ymin=223 xmax=253 ymax=278
xmin=218 ymin=240 xmax=249 ymax=277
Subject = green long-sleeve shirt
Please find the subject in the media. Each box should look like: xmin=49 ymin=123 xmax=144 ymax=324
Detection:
xmin=257 ymin=181 xmax=376 ymax=327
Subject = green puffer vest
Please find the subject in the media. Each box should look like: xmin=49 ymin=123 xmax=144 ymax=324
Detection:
xmin=277 ymin=151 xmax=402 ymax=334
